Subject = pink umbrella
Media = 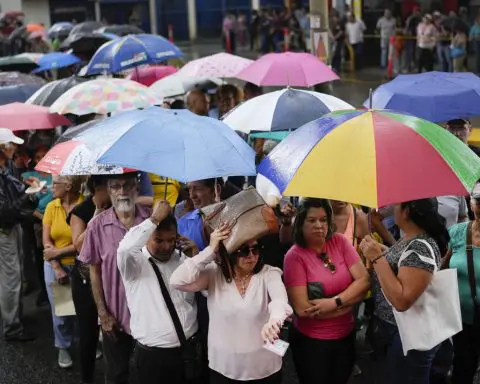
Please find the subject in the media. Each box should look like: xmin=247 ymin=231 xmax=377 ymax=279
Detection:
xmin=127 ymin=65 xmax=178 ymax=86
xmin=0 ymin=102 xmax=71 ymax=131
xmin=177 ymin=53 xmax=253 ymax=78
xmin=236 ymin=52 xmax=339 ymax=87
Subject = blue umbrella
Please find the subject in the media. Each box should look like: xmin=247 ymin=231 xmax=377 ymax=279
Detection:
xmin=32 ymin=52 xmax=81 ymax=73
xmin=76 ymin=107 xmax=256 ymax=181
xmin=365 ymin=72 xmax=480 ymax=122
xmin=85 ymin=34 xmax=183 ymax=76
xmin=48 ymin=22 xmax=74 ymax=39
xmin=0 ymin=84 xmax=43 ymax=105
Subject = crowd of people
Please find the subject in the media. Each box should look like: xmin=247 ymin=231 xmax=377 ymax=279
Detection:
xmin=0 ymin=64 xmax=479 ymax=384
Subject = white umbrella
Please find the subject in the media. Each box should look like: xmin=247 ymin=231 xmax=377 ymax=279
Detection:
xmin=222 ymin=88 xmax=353 ymax=134
xmin=150 ymin=73 xmax=224 ymax=98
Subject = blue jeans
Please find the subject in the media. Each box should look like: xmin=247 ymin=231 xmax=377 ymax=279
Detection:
xmin=44 ymin=262 xmax=75 ymax=349
xmin=381 ymin=38 xmax=389 ymax=68
xmin=437 ymin=44 xmax=452 ymax=72
xmin=372 ymin=317 xmax=440 ymax=384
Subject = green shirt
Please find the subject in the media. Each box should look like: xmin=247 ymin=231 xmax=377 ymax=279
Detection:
xmin=448 ymin=222 xmax=480 ymax=324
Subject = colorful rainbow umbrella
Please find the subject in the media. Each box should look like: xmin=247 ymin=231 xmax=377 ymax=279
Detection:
xmin=258 ymin=109 xmax=480 ymax=208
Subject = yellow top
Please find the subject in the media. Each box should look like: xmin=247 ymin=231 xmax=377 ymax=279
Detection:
xmin=469 ymin=129 xmax=480 ymax=148
xmin=149 ymin=174 xmax=181 ymax=207
xmin=43 ymin=197 xmax=83 ymax=266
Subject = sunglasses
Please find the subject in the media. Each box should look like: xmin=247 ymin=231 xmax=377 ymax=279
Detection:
xmin=234 ymin=244 xmax=261 ymax=258
xmin=319 ymin=252 xmax=336 ymax=274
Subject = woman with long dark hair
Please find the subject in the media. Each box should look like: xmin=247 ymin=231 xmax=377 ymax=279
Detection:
xmin=171 ymin=225 xmax=292 ymax=383
xmin=283 ymin=198 xmax=370 ymax=384
xmin=360 ymin=198 xmax=450 ymax=384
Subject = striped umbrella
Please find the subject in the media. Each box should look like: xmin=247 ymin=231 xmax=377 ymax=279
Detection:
xmin=222 ymin=88 xmax=353 ymax=134
xmin=258 ymin=109 xmax=480 ymax=208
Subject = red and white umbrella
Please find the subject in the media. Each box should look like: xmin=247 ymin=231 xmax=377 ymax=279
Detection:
xmin=0 ymin=102 xmax=71 ymax=131
xmin=35 ymin=139 xmax=129 ymax=175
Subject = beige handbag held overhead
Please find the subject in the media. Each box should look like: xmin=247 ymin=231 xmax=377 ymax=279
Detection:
xmin=201 ymin=187 xmax=279 ymax=253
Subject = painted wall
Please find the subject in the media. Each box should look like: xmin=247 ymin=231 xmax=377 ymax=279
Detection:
xmin=23 ymin=0 xmax=51 ymax=26
xmin=0 ymin=0 xmax=22 ymax=12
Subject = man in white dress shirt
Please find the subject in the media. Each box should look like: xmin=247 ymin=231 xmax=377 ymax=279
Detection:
xmin=117 ymin=201 xmax=199 ymax=384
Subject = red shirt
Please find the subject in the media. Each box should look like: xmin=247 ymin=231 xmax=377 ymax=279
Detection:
xmin=284 ymin=233 xmax=361 ymax=340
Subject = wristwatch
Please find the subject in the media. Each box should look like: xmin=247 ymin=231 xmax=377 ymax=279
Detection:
xmin=334 ymin=296 xmax=343 ymax=308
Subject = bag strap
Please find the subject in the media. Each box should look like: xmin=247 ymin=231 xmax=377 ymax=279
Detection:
xmin=352 ymin=206 xmax=357 ymax=247
xmin=466 ymin=221 xmax=478 ymax=307
xmin=148 ymin=258 xmax=187 ymax=346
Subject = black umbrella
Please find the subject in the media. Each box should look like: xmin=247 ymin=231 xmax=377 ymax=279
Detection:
xmin=69 ymin=21 xmax=104 ymax=36
xmin=0 ymin=71 xmax=46 ymax=86
xmin=56 ymin=120 xmax=98 ymax=144
xmin=96 ymin=24 xmax=144 ymax=36
xmin=26 ymin=76 xmax=88 ymax=107
xmin=441 ymin=16 xmax=469 ymax=33
xmin=60 ymin=33 xmax=112 ymax=54
xmin=0 ymin=84 xmax=43 ymax=105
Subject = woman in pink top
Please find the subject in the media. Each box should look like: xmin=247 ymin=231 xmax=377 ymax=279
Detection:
xmin=171 ymin=225 xmax=292 ymax=383
xmin=284 ymin=198 xmax=370 ymax=384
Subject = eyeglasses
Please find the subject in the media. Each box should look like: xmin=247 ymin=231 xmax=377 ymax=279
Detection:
xmin=234 ymin=244 xmax=261 ymax=258
xmin=108 ymin=181 xmax=136 ymax=192
xmin=319 ymin=252 xmax=336 ymax=274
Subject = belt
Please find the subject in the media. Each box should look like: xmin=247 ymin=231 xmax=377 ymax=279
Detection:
xmin=136 ymin=341 xmax=182 ymax=352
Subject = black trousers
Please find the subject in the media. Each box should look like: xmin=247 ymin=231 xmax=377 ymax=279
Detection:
xmin=210 ymin=369 xmax=282 ymax=384
xmin=71 ymin=265 xmax=99 ymax=384
xmin=290 ymin=325 xmax=355 ymax=384
xmin=452 ymin=322 xmax=480 ymax=384
xmin=134 ymin=342 xmax=186 ymax=384
xmin=418 ymin=48 xmax=434 ymax=72
xmin=102 ymin=329 xmax=134 ymax=384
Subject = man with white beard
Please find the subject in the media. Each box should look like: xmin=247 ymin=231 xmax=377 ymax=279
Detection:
xmin=79 ymin=173 xmax=151 ymax=384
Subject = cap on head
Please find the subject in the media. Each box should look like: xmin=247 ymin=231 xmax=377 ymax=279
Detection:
xmin=0 ymin=128 xmax=24 ymax=145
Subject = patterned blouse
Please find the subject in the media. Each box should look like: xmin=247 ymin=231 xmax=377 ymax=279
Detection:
xmin=372 ymin=234 xmax=441 ymax=325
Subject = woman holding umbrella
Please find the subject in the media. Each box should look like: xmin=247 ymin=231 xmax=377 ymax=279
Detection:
xmin=360 ymin=198 xmax=450 ymax=384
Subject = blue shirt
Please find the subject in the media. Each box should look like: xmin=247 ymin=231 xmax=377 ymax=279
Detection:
xmin=178 ymin=209 xmax=207 ymax=251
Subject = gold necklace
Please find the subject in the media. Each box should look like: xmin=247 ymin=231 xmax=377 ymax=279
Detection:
xmin=234 ymin=273 xmax=252 ymax=297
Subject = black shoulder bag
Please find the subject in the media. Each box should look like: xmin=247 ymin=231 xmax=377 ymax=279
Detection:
xmin=148 ymin=258 xmax=204 ymax=381
xmin=466 ymin=222 xmax=480 ymax=324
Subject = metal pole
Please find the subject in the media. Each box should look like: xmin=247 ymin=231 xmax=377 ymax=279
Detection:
xmin=309 ymin=0 xmax=329 ymax=62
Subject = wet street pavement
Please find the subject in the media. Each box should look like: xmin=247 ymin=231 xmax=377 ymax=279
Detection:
xmin=0 ymin=41 xmax=387 ymax=384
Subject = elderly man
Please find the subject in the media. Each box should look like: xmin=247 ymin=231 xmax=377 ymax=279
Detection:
xmin=0 ymin=129 xmax=35 ymax=342
xmin=185 ymin=89 xmax=210 ymax=117
xmin=79 ymin=172 xmax=151 ymax=384
xmin=117 ymin=201 xmax=200 ymax=383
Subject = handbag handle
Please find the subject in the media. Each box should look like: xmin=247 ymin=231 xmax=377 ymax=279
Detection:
xmin=148 ymin=258 xmax=187 ymax=346
xmin=466 ymin=222 xmax=478 ymax=309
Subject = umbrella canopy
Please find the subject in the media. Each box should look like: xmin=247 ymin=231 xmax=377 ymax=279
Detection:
xmin=177 ymin=53 xmax=253 ymax=78
xmin=32 ymin=52 xmax=81 ymax=73
xmin=85 ymin=34 xmax=183 ymax=76
xmin=50 ymin=78 xmax=162 ymax=116
xmin=150 ymin=73 xmax=224 ymax=98
xmin=73 ymin=107 xmax=256 ymax=181
xmin=0 ymin=71 xmax=45 ymax=86
xmin=0 ymin=102 xmax=72 ymax=131
xmin=0 ymin=84 xmax=44 ymax=105
xmin=127 ymin=65 xmax=177 ymax=86
xmin=96 ymin=24 xmax=144 ymax=36
xmin=366 ymin=72 xmax=480 ymax=122
xmin=223 ymin=88 xmax=353 ymax=134
xmin=0 ymin=53 xmax=42 ymax=73
xmin=9 ymin=24 xmax=44 ymax=40
xmin=26 ymin=76 xmax=89 ymax=107
xmin=258 ymin=109 xmax=480 ymax=208
xmin=35 ymin=139 xmax=127 ymax=176
xmin=69 ymin=21 xmax=104 ymax=36
xmin=48 ymin=22 xmax=74 ymax=39
xmin=237 ymin=52 xmax=339 ymax=87
xmin=0 ymin=11 xmax=24 ymax=20
xmin=55 ymin=120 xmax=99 ymax=144
xmin=60 ymin=33 xmax=115 ymax=54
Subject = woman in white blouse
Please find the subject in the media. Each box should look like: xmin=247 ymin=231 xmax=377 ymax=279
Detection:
xmin=171 ymin=224 xmax=292 ymax=383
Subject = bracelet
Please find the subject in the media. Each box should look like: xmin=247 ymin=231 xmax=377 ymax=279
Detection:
xmin=372 ymin=253 xmax=385 ymax=265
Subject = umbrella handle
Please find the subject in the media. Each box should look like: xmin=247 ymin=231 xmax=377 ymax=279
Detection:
xmin=164 ymin=177 xmax=168 ymax=200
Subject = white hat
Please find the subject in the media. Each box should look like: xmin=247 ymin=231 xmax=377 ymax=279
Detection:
xmin=0 ymin=128 xmax=24 ymax=145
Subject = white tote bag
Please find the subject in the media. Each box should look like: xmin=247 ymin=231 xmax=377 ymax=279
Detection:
xmin=391 ymin=239 xmax=462 ymax=356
